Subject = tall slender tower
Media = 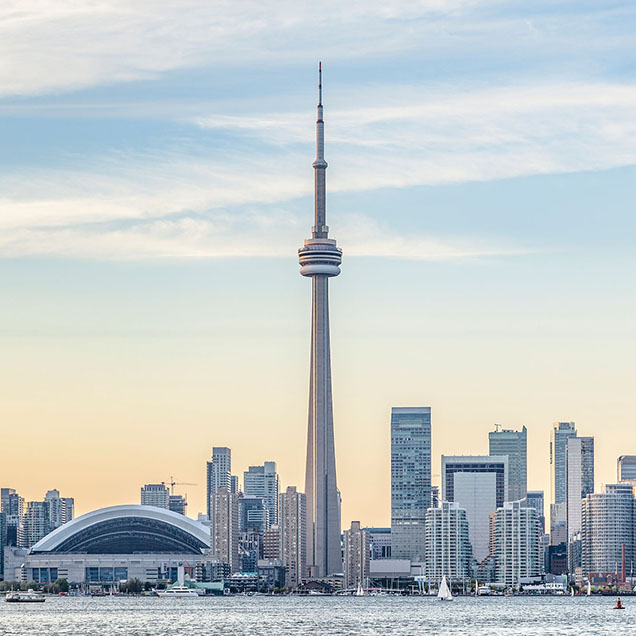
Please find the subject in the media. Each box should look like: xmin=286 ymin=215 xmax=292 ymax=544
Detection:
xmin=299 ymin=63 xmax=343 ymax=578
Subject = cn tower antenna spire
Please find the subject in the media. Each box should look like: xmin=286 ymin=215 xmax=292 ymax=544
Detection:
xmin=313 ymin=62 xmax=327 ymax=237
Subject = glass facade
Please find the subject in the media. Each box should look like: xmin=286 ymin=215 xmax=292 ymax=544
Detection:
xmin=85 ymin=567 xmax=128 ymax=583
xmin=31 ymin=567 xmax=58 ymax=583
xmin=442 ymin=456 xmax=508 ymax=563
xmin=488 ymin=426 xmax=527 ymax=501
xmin=390 ymin=407 xmax=431 ymax=561
xmin=243 ymin=462 xmax=279 ymax=527
xmin=618 ymin=456 xmax=636 ymax=482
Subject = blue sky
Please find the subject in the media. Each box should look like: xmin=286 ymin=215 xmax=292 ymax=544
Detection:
xmin=1 ymin=0 xmax=635 ymax=521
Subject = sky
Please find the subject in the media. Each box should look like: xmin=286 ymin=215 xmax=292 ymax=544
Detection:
xmin=1 ymin=0 xmax=635 ymax=526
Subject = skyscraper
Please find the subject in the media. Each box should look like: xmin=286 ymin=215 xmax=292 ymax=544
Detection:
xmin=0 ymin=488 xmax=16 ymax=516
xmin=168 ymin=494 xmax=187 ymax=515
xmin=280 ymin=486 xmax=307 ymax=588
xmin=4 ymin=492 xmax=24 ymax=547
xmin=299 ymin=64 xmax=342 ymax=578
xmin=243 ymin=462 xmax=279 ymax=526
xmin=582 ymin=484 xmax=635 ymax=578
xmin=44 ymin=489 xmax=74 ymax=529
xmin=565 ymin=436 xmax=594 ymax=544
xmin=391 ymin=407 xmax=432 ymax=561
xmin=424 ymin=501 xmax=472 ymax=583
xmin=207 ymin=447 xmax=232 ymax=520
xmin=526 ymin=491 xmax=545 ymax=533
xmin=550 ymin=421 xmax=577 ymax=543
xmin=617 ymin=455 xmax=636 ymax=482
xmin=343 ymin=521 xmax=370 ymax=589
xmin=442 ymin=455 xmax=508 ymax=562
xmin=488 ymin=426 xmax=527 ymax=501
xmin=140 ymin=483 xmax=169 ymax=509
xmin=22 ymin=501 xmax=49 ymax=548
xmin=494 ymin=500 xmax=542 ymax=586
xmin=210 ymin=487 xmax=240 ymax=573
xmin=239 ymin=496 xmax=269 ymax=533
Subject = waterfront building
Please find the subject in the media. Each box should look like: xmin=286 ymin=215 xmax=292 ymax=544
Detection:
xmin=280 ymin=486 xmax=307 ymax=588
xmin=566 ymin=436 xmax=594 ymax=570
xmin=391 ymin=407 xmax=432 ymax=562
xmin=299 ymin=65 xmax=343 ymax=578
xmin=168 ymin=494 xmax=187 ymax=516
xmin=206 ymin=447 xmax=232 ymax=520
xmin=140 ymin=483 xmax=169 ymax=509
xmin=366 ymin=527 xmax=391 ymax=560
xmin=526 ymin=491 xmax=545 ymax=533
xmin=582 ymin=484 xmax=635 ymax=578
xmin=243 ymin=462 xmax=279 ymax=526
xmin=617 ymin=455 xmax=636 ymax=482
xmin=424 ymin=501 xmax=472 ymax=583
xmin=263 ymin=524 xmax=281 ymax=561
xmin=344 ymin=521 xmax=369 ymax=589
xmin=550 ymin=422 xmax=577 ymax=543
xmin=4 ymin=505 xmax=209 ymax=585
xmin=493 ymin=500 xmax=542 ymax=587
xmin=210 ymin=487 xmax=240 ymax=573
xmin=442 ymin=455 xmax=508 ymax=562
xmin=488 ymin=426 xmax=527 ymax=501
xmin=239 ymin=496 xmax=269 ymax=533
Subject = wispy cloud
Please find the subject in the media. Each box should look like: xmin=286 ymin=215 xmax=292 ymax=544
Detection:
xmin=1 ymin=0 xmax=632 ymax=98
xmin=0 ymin=211 xmax=533 ymax=262
xmin=1 ymin=2 xmax=634 ymax=261
xmin=2 ymin=79 xmax=635 ymax=260
xmin=0 ymin=0 xmax=493 ymax=98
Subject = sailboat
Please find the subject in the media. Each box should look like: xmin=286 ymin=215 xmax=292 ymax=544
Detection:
xmin=586 ymin=581 xmax=591 ymax=596
xmin=355 ymin=582 xmax=365 ymax=597
xmin=570 ymin=587 xmax=575 ymax=597
xmin=437 ymin=576 xmax=453 ymax=602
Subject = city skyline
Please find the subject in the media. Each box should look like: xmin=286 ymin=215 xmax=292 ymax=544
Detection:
xmin=2 ymin=1 xmax=636 ymax=529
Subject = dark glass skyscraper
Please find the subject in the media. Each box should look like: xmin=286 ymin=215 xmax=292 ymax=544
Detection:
xmin=488 ymin=425 xmax=527 ymax=501
xmin=390 ymin=407 xmax=431 ymax=561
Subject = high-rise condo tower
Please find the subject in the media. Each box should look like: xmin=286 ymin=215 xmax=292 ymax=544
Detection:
xmin=298 ymin=63 xmax=343 ymax=578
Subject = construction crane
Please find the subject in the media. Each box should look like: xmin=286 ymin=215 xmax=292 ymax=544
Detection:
xmin=162 ymin=476 xmax=197 ymax=496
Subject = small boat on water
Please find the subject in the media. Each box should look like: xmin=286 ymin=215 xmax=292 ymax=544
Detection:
xmin=156 ymin=586 xmax=201 ymax=598
xmin=156 ymin=564 xmax=202 ymax=598
xmin=586 ymin=581 xmax=591 ymax=597
xmin=5 ymin=590 xmax=45 ymax=603
xmin=354 ymin=583 xmax=365 ymax=597
xmin=437 ymin=576 xmax=453 ymax=602
xmin=613 ymin=597 xmax=625 ymax=610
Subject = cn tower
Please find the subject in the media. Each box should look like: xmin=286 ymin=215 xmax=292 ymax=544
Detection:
xmin=298 ymin=63 xmax=343 ymax=578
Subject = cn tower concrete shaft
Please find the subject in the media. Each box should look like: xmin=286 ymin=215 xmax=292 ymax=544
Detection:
xmin=298 ymin=63 xmax=343 ymax=577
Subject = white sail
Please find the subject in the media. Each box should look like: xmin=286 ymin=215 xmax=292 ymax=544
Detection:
xmin=437 ymin=576 xmax=453 ymax=601
xmin=587 ymin=581 xmax=591 ymax=596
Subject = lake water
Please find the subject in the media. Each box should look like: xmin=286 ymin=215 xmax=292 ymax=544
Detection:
xmin=0 ymin=595 xmax=632 ymax=635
